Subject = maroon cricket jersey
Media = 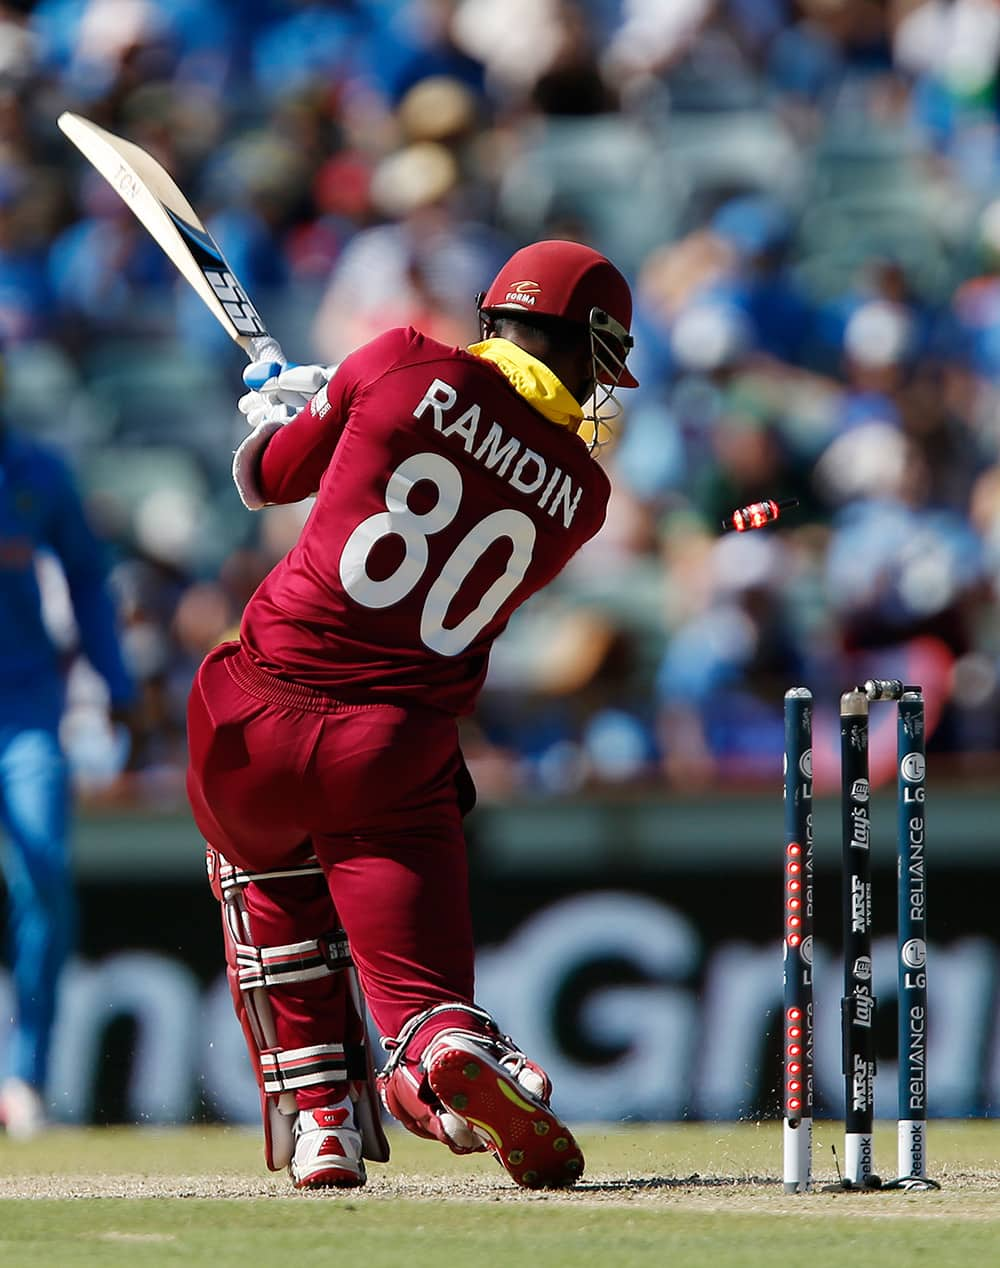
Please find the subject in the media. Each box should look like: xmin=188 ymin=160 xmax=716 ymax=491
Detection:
xmin=239 ymin=327 xmax=610 ymax=714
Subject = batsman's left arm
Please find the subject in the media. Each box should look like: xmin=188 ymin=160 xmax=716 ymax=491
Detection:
xmin=233 ymin=329 xmax=415 ymax=508
xmin=232 ymin=361 xmax=346 ymax=509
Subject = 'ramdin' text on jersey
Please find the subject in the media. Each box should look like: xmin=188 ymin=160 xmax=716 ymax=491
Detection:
xmin=414 ymin=378 xmax=583 ymax=528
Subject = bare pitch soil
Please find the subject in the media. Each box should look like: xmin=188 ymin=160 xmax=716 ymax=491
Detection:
xmin=0 ymin=1121 xmax=997 ymax=1213
xmin=1 ymin=1169 xmax=999 ymax=1208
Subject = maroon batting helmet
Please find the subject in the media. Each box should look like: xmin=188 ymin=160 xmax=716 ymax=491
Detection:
xmin=479 ymin=240 xmax=638 ymax=388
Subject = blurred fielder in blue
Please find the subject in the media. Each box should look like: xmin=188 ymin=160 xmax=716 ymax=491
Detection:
xmin=0 ymin=373 xmax=134 ymax=1138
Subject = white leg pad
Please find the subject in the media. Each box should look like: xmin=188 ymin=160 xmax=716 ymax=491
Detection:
xmin=207 ymin=847 xmax=390 ymax=1169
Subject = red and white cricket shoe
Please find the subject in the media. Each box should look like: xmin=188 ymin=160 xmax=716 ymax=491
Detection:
xmin=424 ymin=1033 xmax=585 ymax=1189
xmin=289 ymin=1104 xmax=366 ymax=1190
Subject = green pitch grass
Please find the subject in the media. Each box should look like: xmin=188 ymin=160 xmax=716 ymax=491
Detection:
xmin=1 ymin=1121 xmax=998 ymax=1267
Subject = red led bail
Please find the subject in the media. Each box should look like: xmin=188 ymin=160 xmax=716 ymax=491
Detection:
xmin=722 ymin=496 xmax=799 ymax=533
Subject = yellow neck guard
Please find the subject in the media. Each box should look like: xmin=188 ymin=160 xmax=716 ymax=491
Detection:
xmin=468 ymin=338 xmax=584 ymax=433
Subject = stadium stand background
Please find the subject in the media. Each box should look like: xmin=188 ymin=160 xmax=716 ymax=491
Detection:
xmin=2 ymin=0 xmax=998 ymax=801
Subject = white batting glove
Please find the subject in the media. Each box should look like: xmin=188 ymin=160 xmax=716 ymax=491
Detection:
xmin=233 ymin=361 xmax=338 ymax=511
xmin=263 ymin=363 xmax=336 ymax=399
xmin=238 ymin=361 xmax=337 ymax=428
xmin=237 ymin=392 xmax=300 ymax=430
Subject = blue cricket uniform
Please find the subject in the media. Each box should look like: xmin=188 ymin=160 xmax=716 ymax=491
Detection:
xmin=0 ymin=425 xmax=133 ymax=1091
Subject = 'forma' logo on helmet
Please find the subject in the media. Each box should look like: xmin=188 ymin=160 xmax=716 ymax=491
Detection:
xmin=504 ymin=280 xmax=541 ymax=305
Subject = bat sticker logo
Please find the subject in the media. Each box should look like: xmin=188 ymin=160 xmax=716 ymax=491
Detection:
xmin=162 ymin=208 xmax=265 ymax=336
xmin=205 ymin=269 xmax=266 ymax=336
xmin=164 ymin=207 xmax=225 ymax=265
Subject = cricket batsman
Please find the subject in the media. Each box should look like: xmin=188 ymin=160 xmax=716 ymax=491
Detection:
xmin=186 ymin=240 xmax=637 ymax=1190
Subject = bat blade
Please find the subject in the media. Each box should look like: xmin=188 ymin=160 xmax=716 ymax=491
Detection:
xmin=57 ymin=111 xmax=280 ymax=362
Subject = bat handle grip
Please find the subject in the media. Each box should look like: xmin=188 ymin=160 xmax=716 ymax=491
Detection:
xmin=247 ymin=335 xmax=287 ymax=367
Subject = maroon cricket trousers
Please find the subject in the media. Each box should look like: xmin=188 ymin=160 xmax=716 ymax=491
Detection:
xmin=186 ymin=641 xmax=477 ymax=1105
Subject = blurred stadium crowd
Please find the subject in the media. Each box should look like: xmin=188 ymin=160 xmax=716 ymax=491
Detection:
xmin=3 ymin=0 xmax=1000 ymax=800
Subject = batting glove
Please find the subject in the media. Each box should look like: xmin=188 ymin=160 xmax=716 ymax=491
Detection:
xmin=233 ymin=361 xmax=337 ymax=511
xmin=238 ymin=361 xmax=337 ymax=429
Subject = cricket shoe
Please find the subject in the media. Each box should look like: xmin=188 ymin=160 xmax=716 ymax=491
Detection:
xmin=0 ymin=1078 xmax=46 ymax=1141
xmin=289 ymin=1104 xmax=366 ymax=1190
xmin=424 ymin=1033 xmax=584 ymax=1189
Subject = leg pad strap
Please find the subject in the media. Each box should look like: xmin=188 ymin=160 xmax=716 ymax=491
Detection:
xmin=235 ymin=932 xmax=352 ymax=990
xmin=261 ymin=1043 xmax=347 ymax=1095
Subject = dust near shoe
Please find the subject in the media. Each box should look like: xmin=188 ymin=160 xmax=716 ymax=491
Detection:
xmin=425 ymin=1034 xmax=585 ymax=1189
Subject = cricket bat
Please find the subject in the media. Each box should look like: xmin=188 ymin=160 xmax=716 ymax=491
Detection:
xmin=57 ymin=111 xmax=284 ymax=366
